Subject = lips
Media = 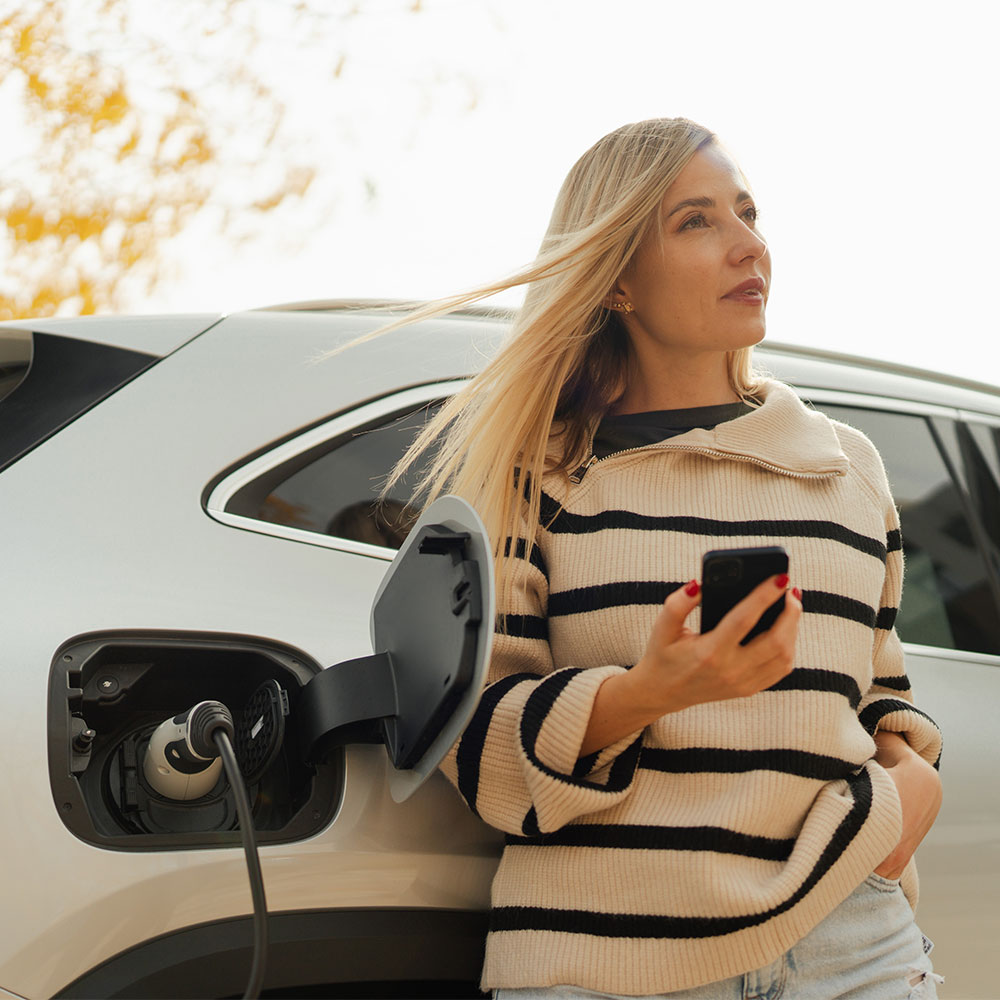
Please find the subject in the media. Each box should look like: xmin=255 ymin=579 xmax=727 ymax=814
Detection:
xmin=723 ymin=277 xmax=766 ymax=299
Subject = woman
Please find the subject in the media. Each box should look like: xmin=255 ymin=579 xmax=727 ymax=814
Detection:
xmin=380 ymin=118 xmax=944 ymax=998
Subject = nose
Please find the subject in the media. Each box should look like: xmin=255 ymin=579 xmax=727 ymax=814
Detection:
xmin=730 ymin=218 xmax=768 ymax=265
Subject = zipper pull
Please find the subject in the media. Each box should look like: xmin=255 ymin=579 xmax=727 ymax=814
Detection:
xmin=569 ymin=455 xmax=597 ymax=484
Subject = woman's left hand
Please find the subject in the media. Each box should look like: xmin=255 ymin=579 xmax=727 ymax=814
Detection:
xmin=873 ymin=731 xmax=943 ymax=879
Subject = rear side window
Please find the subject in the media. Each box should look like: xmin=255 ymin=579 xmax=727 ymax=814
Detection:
xmin=0 ymin=330 xmax=156 ymax=471
xmin=225 ymin=402 xmax=444 ymax=550
xmin=816 ymin=403 xmax=1000 ymax=655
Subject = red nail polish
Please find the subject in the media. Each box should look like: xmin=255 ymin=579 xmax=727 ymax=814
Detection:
xmin=685 ymin=580 xmax=700 ymax=597
xmin=792 ymin=586 xmax=802 ymax=601
xmin=775 ymin=574 xmax=789 ymax=588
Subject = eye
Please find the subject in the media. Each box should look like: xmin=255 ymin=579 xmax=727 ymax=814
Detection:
xmin=679 ymin=213 xmax=707 ymax=231
xmin=741 ymin=204 xmax=760 ymax=226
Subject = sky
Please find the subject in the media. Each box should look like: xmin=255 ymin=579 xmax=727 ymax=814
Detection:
xmin=30 ymin=0 xmax=1000 ymax=383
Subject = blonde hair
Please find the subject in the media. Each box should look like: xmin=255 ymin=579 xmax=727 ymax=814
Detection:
xmin=353 ymin=118 xmax=762 ymax=608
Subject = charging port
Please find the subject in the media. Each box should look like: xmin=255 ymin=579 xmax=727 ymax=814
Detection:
xmin=48 ymin=631 xmax=341 ymax=850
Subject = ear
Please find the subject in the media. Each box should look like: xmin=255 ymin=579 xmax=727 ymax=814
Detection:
xmin=603 ymin=280 xmax=632 ymax=312
xmin=601 ymin=281 xmax=628 ymax=312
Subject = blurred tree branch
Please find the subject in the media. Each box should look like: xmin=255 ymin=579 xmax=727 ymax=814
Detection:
xmin=0 ymin=0 xmax=400 ymax=319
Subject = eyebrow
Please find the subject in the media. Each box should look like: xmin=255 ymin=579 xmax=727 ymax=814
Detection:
xmin=666 ymin=190 xmax=753 ymax=218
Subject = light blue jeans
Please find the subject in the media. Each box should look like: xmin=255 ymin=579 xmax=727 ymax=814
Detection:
xmin=496 ymin=874 xmax=942 ymax=1000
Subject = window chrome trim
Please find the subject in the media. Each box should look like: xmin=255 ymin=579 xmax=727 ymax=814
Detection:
xmin=205 ymin=379 xmax=468 ymax=559
xmin=795 ymin=387 xmax=961 ymax=421
xmin=902 ymin=642 xmax=1000 ymax=667
xmin=959 ymin=409 xmax=1000 ymax=428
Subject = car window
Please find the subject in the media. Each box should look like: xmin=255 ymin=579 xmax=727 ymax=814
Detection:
xmin=229 ymin=391 xmax=1000 ymax=656
xmin=951 ymin=420 xmax=1000 ymax=560
xmin=814 ymin=403 xmax=1000 ymax=656
xmin=0 ymin=330 xmax=156 ymax=472
xmin=225 ymin=402 xmax=444 ymax=550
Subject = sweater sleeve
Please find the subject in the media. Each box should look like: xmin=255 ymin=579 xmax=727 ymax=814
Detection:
xmin=438 ymin=534 xmax=644 ymax=835
xmin=856 ymin=497 xmax=943 ymax=768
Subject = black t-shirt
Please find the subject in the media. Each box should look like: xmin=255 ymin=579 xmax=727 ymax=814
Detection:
xmin=592 ymin=401 xmax=754 ymax=459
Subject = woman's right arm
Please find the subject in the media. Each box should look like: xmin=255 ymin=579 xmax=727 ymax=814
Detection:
xmin=581 ymin=576 xmax=802 ymax=756
xmin=439 ymin=541 xmax=645 ymax=837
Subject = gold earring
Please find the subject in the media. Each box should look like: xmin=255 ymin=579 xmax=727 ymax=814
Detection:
xmin=613 ymin=301 xmax=634 ymax=313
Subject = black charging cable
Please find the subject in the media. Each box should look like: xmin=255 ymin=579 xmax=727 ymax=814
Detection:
xmin=213 ymin=725 xmax=268 ymax=1000
xmin=184 ymin=701 xmax=268 ymax=1000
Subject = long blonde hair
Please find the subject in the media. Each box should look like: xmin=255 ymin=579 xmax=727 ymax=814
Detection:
xmin=354 ymin=118 xmax=762 ymax=607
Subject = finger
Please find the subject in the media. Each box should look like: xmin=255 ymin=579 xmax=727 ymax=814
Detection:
xmin=654 ymin=579 xmax=702 ymax=643
xmin=741 ymin=588 xmax=801 ymax=661
xmin=711 ymin=574 xmax=790 ymax=645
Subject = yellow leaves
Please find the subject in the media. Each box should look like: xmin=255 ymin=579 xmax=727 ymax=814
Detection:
xmin=14 ymin=20 xmax=39 ymax=59
xmin=0 ymin=0 xmax=347 ymax=321
xmin=0 ymin=275 xmax=102 ymax=321
xmin=3 ymin=199 xmax=109 ymax=244
xmin=4 ymin=202 xmax=45 ymax=243
xmin=96 ymin=86 xmax=129 ymax=128
xmin=116 ymin=125 xmax=140 ymax=161
xmin=177 ymin=131 xmax=212 ymax=168
xmin=252 ymin=167 xmax=315 ymax=212
xmin=26 ymin=73 xmax=50 ymax=100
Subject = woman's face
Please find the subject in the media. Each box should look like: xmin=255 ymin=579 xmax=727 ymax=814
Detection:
xmin=614 ymin=143 xmax=770 ymax=358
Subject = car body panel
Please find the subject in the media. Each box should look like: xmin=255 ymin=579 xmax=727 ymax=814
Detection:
xmin=0 ymin=314 xmax=222 ymax=356
xmin=0 ymin=311 xmax=502 ymax=997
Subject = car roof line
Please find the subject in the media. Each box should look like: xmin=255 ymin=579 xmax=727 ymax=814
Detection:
xmin=249 ymin=298 xmax=517 ymax=320
xmin=251 ymin=299 xmax=1000 ymax=402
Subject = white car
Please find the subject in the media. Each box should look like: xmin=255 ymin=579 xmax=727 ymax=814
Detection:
xmin=1 ymin=303 xmax=997 ymax=998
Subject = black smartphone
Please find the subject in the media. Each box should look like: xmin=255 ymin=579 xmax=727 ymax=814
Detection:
xmin=700 ymin=546 xmax=789 ymax=645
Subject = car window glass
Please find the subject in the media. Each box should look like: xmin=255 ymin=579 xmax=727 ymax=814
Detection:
xmin=0 ymin=331 xmax=156 ymax=472
xmin=814 ymin=404 xmax=1000 ymax=655
xmin=950 ymin=421 xmax=1000 ymax=587
xmin=966 ymin=422 xmax=1000 ymax=486
xmin=227 ymin=402 xmax=443 ymax=549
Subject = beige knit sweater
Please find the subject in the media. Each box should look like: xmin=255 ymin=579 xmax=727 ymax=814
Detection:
xmin=440 ymin=378 xmax=942 ymax=995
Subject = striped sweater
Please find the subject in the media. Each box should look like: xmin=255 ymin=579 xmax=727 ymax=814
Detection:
xmin=440 ymin=378 xmax=943 ymax=995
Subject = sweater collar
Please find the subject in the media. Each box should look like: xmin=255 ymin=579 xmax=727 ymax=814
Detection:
xmin=588 ymin=379 xmax=850 ymax=480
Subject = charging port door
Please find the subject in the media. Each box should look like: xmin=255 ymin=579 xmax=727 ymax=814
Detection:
xmin=295 ymin=495 xmax=494 ymax=802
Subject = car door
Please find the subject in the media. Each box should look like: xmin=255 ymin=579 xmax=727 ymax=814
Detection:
xmin=803 ymin=389 xmax=1000 ymax=999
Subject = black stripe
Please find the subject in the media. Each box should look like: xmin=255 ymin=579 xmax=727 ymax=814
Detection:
xmin=537 ymin=495 xmax=886 ymax=561
xmin=802 ymin=590 xmax=877 ymax=628
xmin=521 ymin=806 xmax=541 ymax=837
xmin=886 ymin=528 xmax=902 ymax=553
xmin=873 ymin=674 xmax=911 ymax=692
xmin=549 ymin=585 xmax=876 ymax=629
xmin=504 ymin=536 xmax=549 ymax=579
xmin=520 ymin=670 xmax=643 ymax=793
xmin=572 ymin=750 xmax=601 ymax=778
xmin=875 ymin=606 xmax=898 ymax=630
xmin=549 ymin=581 xmax=684 ymax=617
xmin=498 ymin=614 xmax=549 ymax=640
xmin=506 ymin=823 xmax=795 ymax=862
xmin=858 ymin=698 xmax=941 ymax=754
xmin=765 ymin=669 xmax=862 ymax=708
xmin=491 ymin=768 xmax=874 ymax=938
xmin=607 ymin=743 xmax=641 ymax=788
xmin=455 ymin=672 xmax=540 ymax=815
xmin=639 ymin=746 xmax=857 ymax=781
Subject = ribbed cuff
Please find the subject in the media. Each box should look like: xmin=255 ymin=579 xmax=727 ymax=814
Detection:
xmin=519 ymin=665 xmax=642 ymax=832
xmin=859 ymin=698 xmax=943 ymax=767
